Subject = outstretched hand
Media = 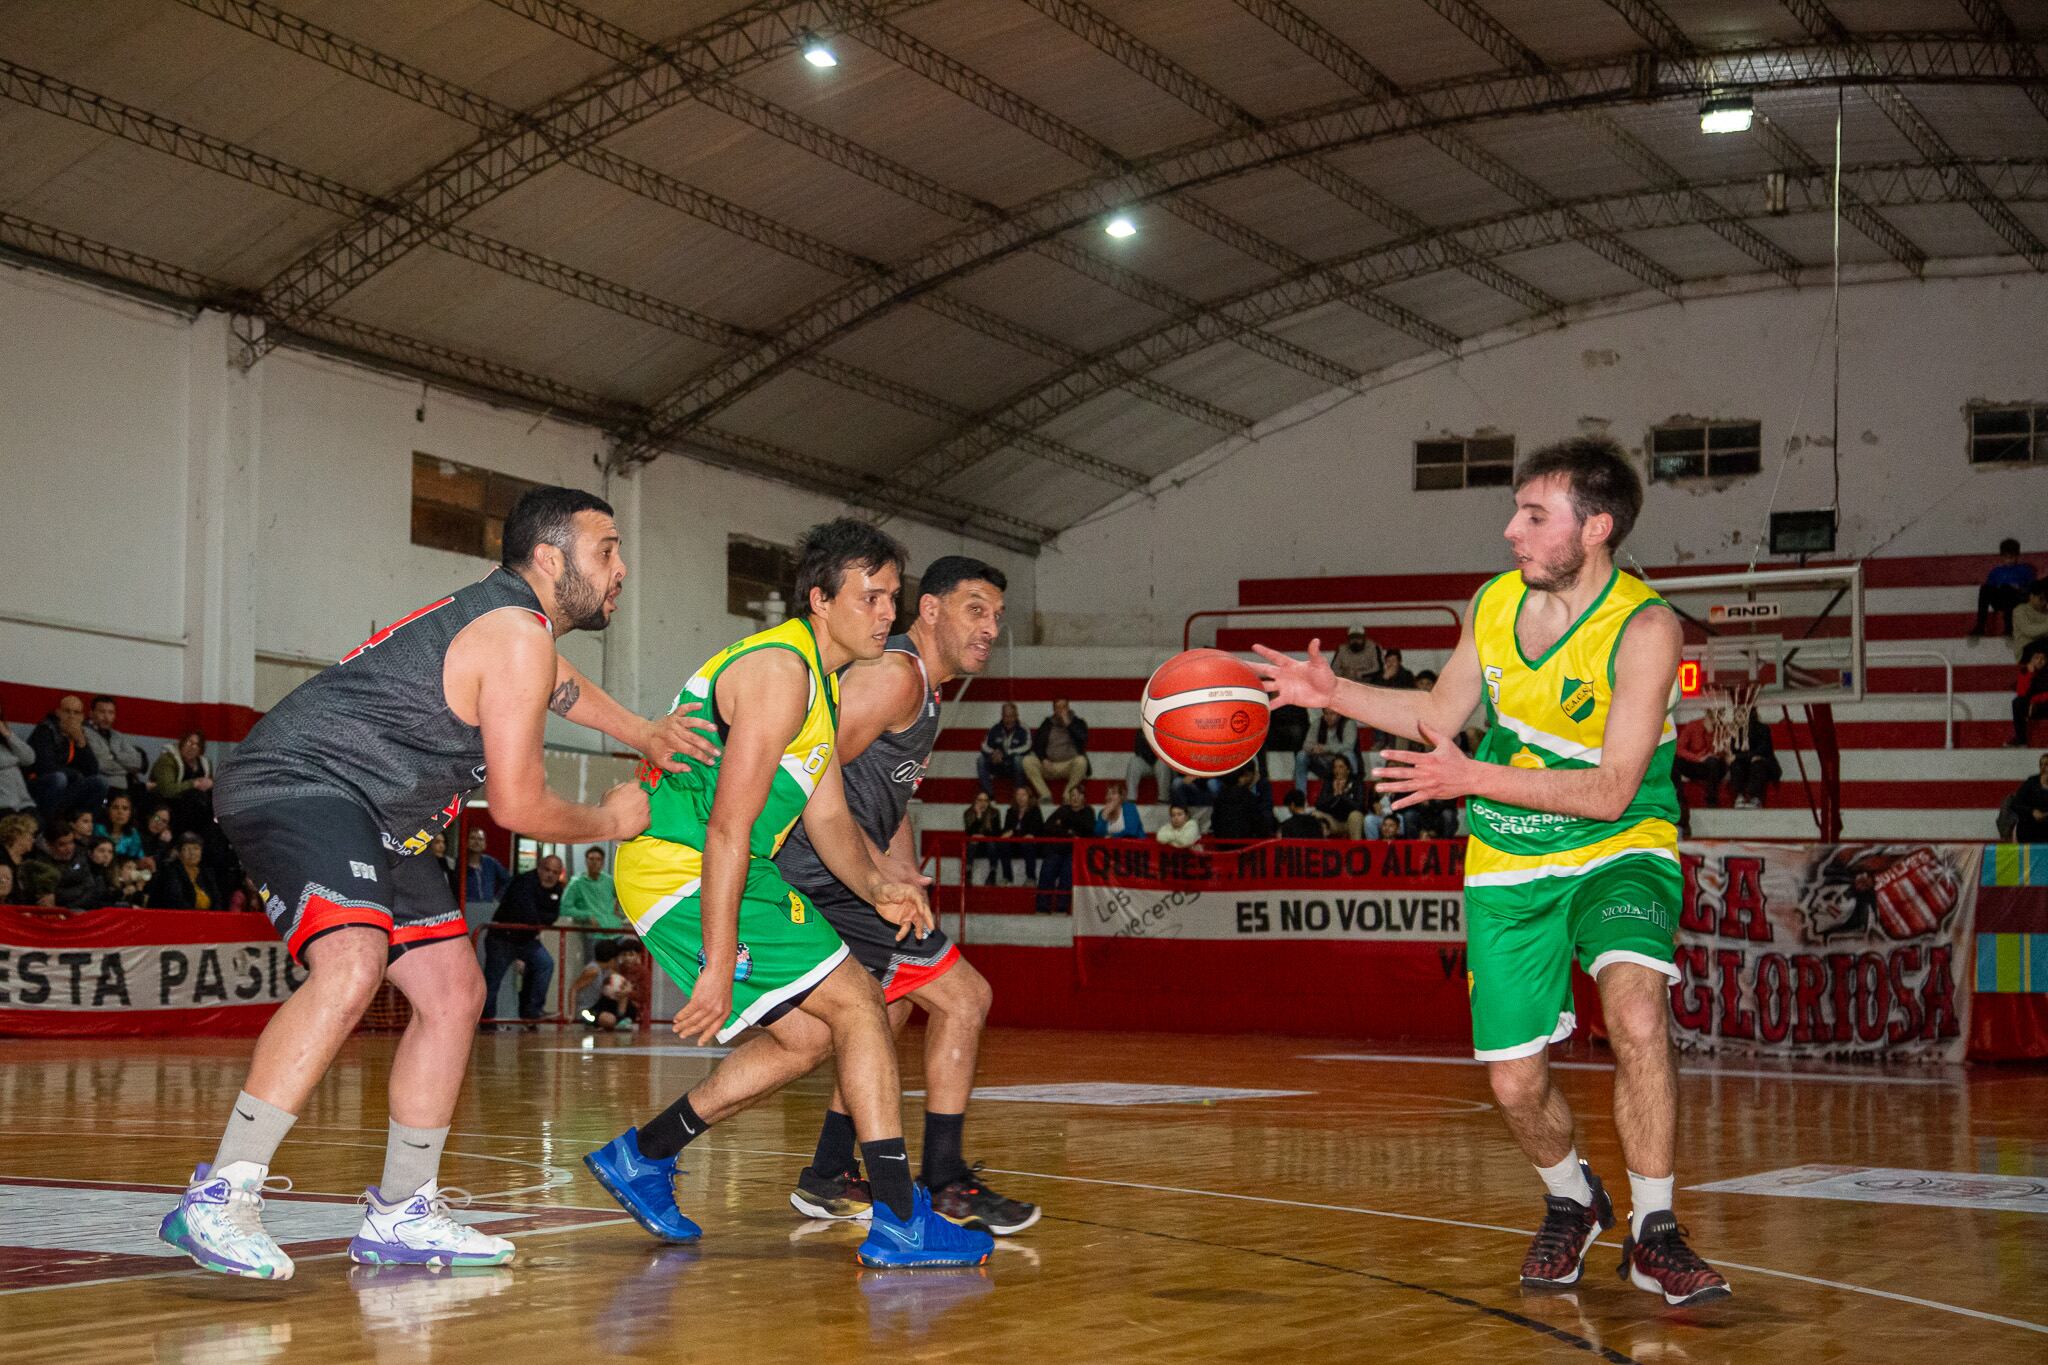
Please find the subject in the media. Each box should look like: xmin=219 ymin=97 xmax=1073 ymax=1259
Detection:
xmin=1248 ymin=639 xmax=1338 ymax=709
xmin=641 ymin=703 xmax=721 ymax=774
xmin=1371 ymin=721 xmax=1476 ymax=810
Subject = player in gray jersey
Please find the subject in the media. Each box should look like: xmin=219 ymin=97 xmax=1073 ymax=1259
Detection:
xmin=777 ymin=557 xmax=1038 ymax=1234
xmin=158 ymin=487 xmax=715 ymax=1281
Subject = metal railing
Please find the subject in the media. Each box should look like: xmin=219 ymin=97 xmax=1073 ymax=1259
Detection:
xmin=1864 ymin=647 xmax=1956 ymax=749
xmin=1182 ymin=601 xmax=1462 ymax=652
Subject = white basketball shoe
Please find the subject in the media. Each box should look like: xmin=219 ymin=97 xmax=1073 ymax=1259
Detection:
xmin=348 ymin=1180 xmax=515 ymax=1268
xmin=158 ymin=1161 xmax=297 ymax=1280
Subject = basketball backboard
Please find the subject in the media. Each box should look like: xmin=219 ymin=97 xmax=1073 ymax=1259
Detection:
xmin=1640 ymin=564 xmax=1865 ymax=707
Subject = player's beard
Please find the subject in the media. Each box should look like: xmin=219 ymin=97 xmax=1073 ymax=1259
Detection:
xmin=555 ymin=556 xmax=613 ymax=632
xmin=1521 ymin=538 xmax=1587 ymax=594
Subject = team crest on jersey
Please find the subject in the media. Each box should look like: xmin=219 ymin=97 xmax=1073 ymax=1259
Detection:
xmin=1560 ymin=676 xmax=1596 ymax=723
xmin=787 ymin=891 xmax=806 ymax=924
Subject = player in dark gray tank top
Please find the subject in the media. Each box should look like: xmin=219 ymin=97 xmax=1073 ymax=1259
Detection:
xmin=772 ymin=557 xmax=1041 ymax=1236
xmin=159 ymin=487 xmax=718 ymax=1284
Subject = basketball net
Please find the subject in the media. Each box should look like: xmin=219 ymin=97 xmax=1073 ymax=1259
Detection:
xmin=1702 ymin=679 xmax=1761 ymax=755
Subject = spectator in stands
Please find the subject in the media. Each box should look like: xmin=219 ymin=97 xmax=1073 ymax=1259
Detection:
xmin=1294 ymin=708 xmax=1357 ymax=794
xmin=997 ymin=785 xmax=1043 ymax=884
xmin=2014 ymin=652 xmax=2048 ymax=748
xmin=110 ymin=856 xmax=149 ymax=907
xmin=0 ymin=702 xmax=36 ymax=813
xmin=64 ymin=807 xmax=96 ymax=847
xmin=1210 ymin=764 xmax=1276 ymax=842
xmin=146 ymin=832 xmax=221 ymax=909
xmin=482 ymin=853 xmax=565 ymax=1027
xmin=97 ymin=791 xmax=147 ymax=864
xmin=1 ymin=811 xmax=37 ymax=892
xmin=2013 ymin=582 xmax=2048 ymax=665
xmin=1728 ymin=712 xmax=1781 ymax=809
xmin=1155 ymin=803 xmax=1201 ymax=850
xmin=426 ymin=832 xmax=461 ymax=899
xmin=1971 ymin=538 xmax=2037 ymax=638
xmin=1332 ymin=623 xmax=1384 ymax=685
xmin=1169 ymin=769 xmax=1222 ymax=811
xmin=1279 ymin=790 xmax=1323 ymax=839
xmin=963 ymin=791 xmax=1004 ymax=884
xmin=0 ymin=862 xmax=13 ymax=905
xmin=572 ymin=939 xmax=646 ymax=1030
xmin=1674 ymin=715 xmax=1727 ymax=809
xmin=464 ymin=827 xmax=510 ymax=904
xmin=27 ymin=821 xmax=91 ymax=908
xmin=1096 ymin=780 xmax=1145 ymax=839
xmin=1033 ymin=700 xmax=1090 ymax=797
xmin=1264 ymin=700 xmax=1308 ymax=783
xmin=2009 ymin=754 xmax=2048 ymax=843
xmin=1377 ymin=649 xmax=1416 ymax=690
xmin=84 ymin=696 xmax=149 ymax=795
xmin=61 ymin=835 xmax=116 ymax=909
xmin=150 ymin=729 xmax=215 ymax=837
xmin=560 ymin=845 xmax=624 ymax=929
xmin=139 ymin=804 xmax=174 ymax=868
xmin=977 ymin=701 xmax=1031 ymax=796
xmin=27 ymin=695 xmax=107 ymax=821
xmin=1023 ymin=698 xmax=1090 ymax=802
xmin=1127 ymin=730 xmax=1170 ymax=805
xmin=1313 ymin=754 xmax=1369 ymax=840
xmin=1036 ymin=784 xmax=1095 ymax=914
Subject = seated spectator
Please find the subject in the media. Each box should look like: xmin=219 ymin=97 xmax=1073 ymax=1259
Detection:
xmin=963 ymin=791 xmax=1004 ymax=884
xmin=1127 ymin=729 xmax=1170 ymax=805
xmin=1313 ymin=755 xmax=1369 ymax=840
xmin=150 ymin=729 xmax=216 ymax=838
xmin=1377 ymin=649 xmax=1416 ymax=690
xmin=1971 ymin=538 xmax=2037 ymax=638
xmin=0 ymin=861 xmax=12 ymax=905
xmin=482 ymin=854 xmax=564 ymax=1026
xmin=110 ymin=856 xmax=150 ymax=907
xmin=1 ymin=811 xmax=37 ymax=891
xmin=1674 ymin=715 xmax=1727 ymax=809
xmin=1331 ymin=623 xmax=1384 ymax=684
xmin=559 ymin=845 xmax=625 ymax=929
xmin=1210 ymin=764 xmax=1276 ymax=842
xmin=464 ymin=827 xmax=511 ymax=904
xmin=0 ymin=702 xmax=36 ymax=813
xmin=61 ymin=834 xmax=116 ymax=909
xmin=997 ymin=785 xmax=1044 ymax=885
xmin=1022 ymin=698 xmax=1089 ymax=802
xmin=146 ymin=832 xmax=222 ymax=909
xmin=1294 ymin=708 xmax=1357 ymax=794
xmin=978 ymin=701 xmax=1032 ymax=796
xmin=573 ymin=939 xmax=647 ymax=1030
xmin=84 ymin=695 xmax=149 ymax=795
xmin=64 ymin=807 xmax=96 ymax=847
xmin=2014 ymin=652 xmax=2048 ymax=749
xmin=1728 ymin=712 xmax=1781 ymax=809
xmin=1265 ymin=701 xmax=1309 ymax=784
xmin=1278 ymin=790 xmax=1324 ymax=839
xmin=27 ymin=694 xmax=108 ymax=822
xmin=1036 ymin=784 xmax=1094 ymax=914
xmin=139 ymin=804 xmax=175 ymax=869
xmin=2009 ymin=753 xmax=2048 ymax=843
xmin=1155 ymin=803 xmax=1201 ymax=850
xmin=28 ymin=820 xmax=93 ymax=903
xmin=1170 ymin=770 xmax=1222 ymax=810
xmin=426 ymin=832 xmax=461 ymax=898
xmin=2014 ymin=583 xmax=2048 ymax=665
xmin=97 ymin=791 xmax=149 ymax=864
xmin=1095 ymin=781 xmax=1145 ymax=839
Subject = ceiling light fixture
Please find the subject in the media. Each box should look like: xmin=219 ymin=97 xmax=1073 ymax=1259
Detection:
xmin=801 ymin=33 xmax=837 ymax=67
xmin=1699 ymin=94 xmax=1753 ymax=134
xmin=1104 ymin=215 xmax=1136 ymax=239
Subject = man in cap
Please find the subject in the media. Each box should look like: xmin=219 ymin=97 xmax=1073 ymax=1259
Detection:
xmin=1331 ymin=623 xmax=1383 ymax=684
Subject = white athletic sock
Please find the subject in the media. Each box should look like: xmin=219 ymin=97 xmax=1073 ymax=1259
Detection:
xmin=1628 ymin=1171 xmax=1674 ymax=1236
xmin=1535 ymin=1150 xmax=1593 ymax=1205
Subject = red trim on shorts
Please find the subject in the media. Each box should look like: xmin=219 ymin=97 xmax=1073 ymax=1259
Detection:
xmin=390 ymin=918 xmax=469 ymax=948
xmin=286 ymin=894 xmax=390 ymax=963
xmin=883 ymin=944 xmax=961 ymax=1004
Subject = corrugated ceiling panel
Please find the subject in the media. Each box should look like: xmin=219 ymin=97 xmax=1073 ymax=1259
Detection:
xmin=289 ymin=0 xmax=615 ymax=114
xmin=821 ymin=305 xmax=1066 ymax=413
xmin=716 ymin=367 xmax=955 ymax=472
xmin=938 ymin=248 xmax=1173 ymax=353
xmin=1193 ymin=163 xmax=1409 ymax=263
xmin=1148 ymin=341 xmax=1334 ymax=422
xmin=1109 ymin=0 xmax=1362 ymax=122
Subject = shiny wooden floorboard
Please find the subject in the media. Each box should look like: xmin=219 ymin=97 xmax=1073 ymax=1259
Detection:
xmin=1 ymin=1028 xmax=2043 ymax=1364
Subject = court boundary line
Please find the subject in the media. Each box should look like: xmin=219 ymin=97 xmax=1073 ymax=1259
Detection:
xmin=1298 ymin=1054 xmax=1961 ymax=1087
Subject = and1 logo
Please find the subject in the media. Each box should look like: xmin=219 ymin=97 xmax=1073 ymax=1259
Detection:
xmin=1560 ymin=676 xmax=1596 ymax=723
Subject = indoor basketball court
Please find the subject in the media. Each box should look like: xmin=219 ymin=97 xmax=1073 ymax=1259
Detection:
xmin=5 ymin=1 xmax=2048 ymax=1362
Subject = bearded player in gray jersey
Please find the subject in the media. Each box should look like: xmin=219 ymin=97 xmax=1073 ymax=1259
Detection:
xmin=158 ymin=487 xmax=716 ymax=1280
xmin=777 ymin=557 xmax=1038 ymax=1234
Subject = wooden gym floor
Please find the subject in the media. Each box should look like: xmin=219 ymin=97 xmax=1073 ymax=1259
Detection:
xmin=1 ymin=1027 xmax=2043 ymax=1363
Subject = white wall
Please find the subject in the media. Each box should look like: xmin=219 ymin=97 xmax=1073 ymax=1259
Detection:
xmin=1036 ymin=268 xmax=2048 ymax=644
xmin=0 ymin=265 xmax=1033 ymax=730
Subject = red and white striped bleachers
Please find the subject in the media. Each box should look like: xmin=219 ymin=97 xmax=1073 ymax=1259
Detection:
xmin=914 ymin=553 xmax=2038 ymax=848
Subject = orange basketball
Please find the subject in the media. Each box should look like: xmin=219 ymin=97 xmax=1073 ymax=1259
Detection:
xmin=1141 ymin=649 xmax=1271 ymax=779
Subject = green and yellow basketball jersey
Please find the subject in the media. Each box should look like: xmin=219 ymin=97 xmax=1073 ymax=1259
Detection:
xmin=638 ymin=617 xmax=841 ymax=869
xmin=1465 ymin=567 xmax=1679 ymax=867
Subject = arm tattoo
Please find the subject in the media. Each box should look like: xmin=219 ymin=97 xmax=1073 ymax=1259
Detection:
xmin=548 ymin=679 xmax=580 ymax=717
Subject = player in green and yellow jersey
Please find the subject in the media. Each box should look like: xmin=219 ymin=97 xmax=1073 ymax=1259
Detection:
xmin=1251 ymin=437 xmax=1730 ymax=1307
xmin=585 ymin=519 xmax=991 ymax=1269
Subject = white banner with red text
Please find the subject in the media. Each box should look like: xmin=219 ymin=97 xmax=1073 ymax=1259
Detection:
xmin=0 ymin=909 xmax=302 ymax=1037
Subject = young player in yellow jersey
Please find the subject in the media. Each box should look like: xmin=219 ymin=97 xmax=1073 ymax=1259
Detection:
xmin=585 ymin=519 xmax=991 ymax=1268
xmin=1252 ymin=438 xmax=1730 ymax=1307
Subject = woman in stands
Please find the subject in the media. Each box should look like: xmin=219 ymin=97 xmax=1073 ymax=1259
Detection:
xmin=152 ymin=730 xmax=217 ymax=838
xmin=1314 ymin=754 xmax=1369 ymax=840
xmin=98 ymin=791 xmax=148 ymax=865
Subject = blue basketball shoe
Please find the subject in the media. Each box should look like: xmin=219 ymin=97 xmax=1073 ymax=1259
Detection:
xmin=584 ymin=1128 xmax=702 ymax=1243
xmin=855 ymin=1185 xmax=994 ymax=1268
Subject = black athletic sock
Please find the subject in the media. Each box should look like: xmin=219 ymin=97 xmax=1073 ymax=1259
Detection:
xmin=812 ymin=1108 xmax=858 ymax=1177
xmin=921 ymin=1110 xmax=969 ymax=1188
xmin=861 ymin=1138 xmax=915 ymax=1221
xmin=638 ymin=1094 xmax=709 ymax=1161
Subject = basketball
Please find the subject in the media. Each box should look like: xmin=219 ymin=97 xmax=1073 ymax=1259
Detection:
xmin=1141 ymin=649 xmax=1271 ymax=778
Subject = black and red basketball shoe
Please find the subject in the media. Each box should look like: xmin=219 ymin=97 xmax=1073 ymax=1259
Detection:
xmin=1519 ymin=1165 xmax=1614 ymax=1288
xmin=1618 ymin=1211 xmax=1733 ymax=1306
